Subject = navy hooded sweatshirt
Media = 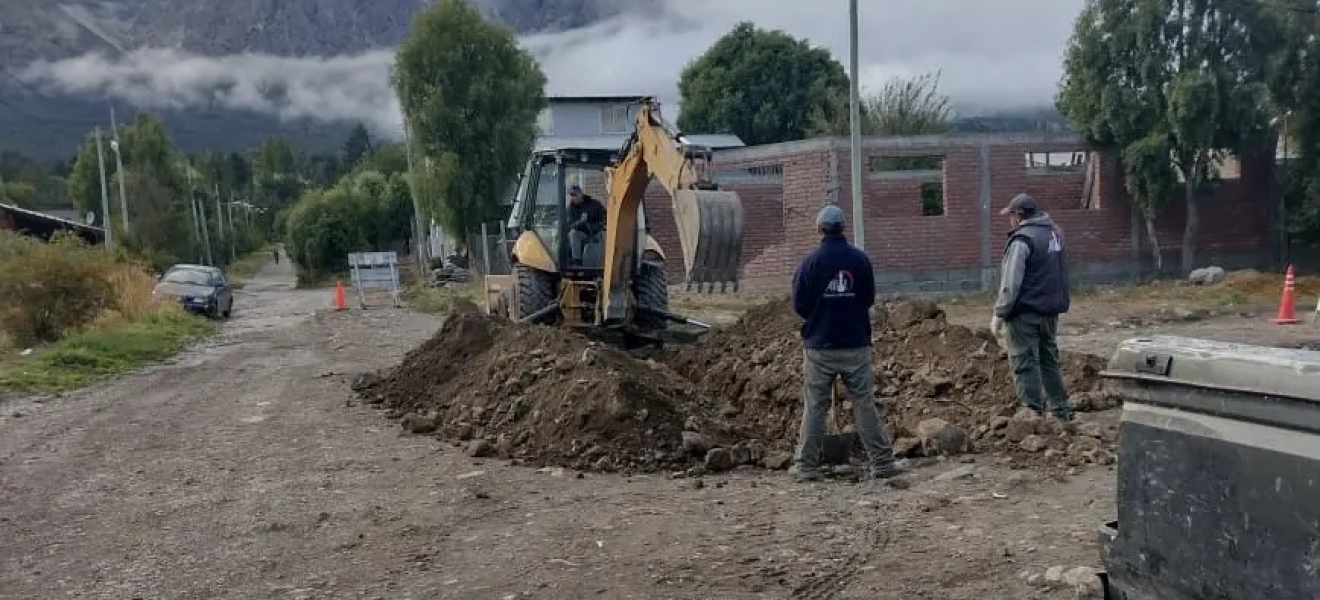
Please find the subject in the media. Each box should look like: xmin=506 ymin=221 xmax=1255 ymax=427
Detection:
xmin=791 ymin=234 xmax=875 ymax=349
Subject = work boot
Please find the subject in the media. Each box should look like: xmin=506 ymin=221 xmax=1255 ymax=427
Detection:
xmin=789 ymin=465 xmax=822 ymax=482
xmin=870 ymin=460 xmax=909 ymax=480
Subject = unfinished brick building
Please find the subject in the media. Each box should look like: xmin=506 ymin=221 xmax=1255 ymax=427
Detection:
xmin=645 ymin=132 xmax=1275 ymax=293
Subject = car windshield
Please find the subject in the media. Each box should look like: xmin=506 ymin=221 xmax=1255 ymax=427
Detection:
xmin=162 ymin=269 xmax=212 ymax=286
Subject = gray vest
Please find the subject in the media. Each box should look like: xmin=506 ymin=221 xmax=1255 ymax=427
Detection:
xmin=1005 ymin=219 xmax=1070 ymax=317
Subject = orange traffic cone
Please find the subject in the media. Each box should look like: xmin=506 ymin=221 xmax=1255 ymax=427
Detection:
xmin=1271 ymin=265 xmax=1299 ymax=324
xmin=332 ymin=280 xmax=348 ymax=312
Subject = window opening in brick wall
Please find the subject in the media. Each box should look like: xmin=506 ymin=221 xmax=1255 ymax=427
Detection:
xmin=867 ymin=155 xmax=945 ymax=215
xmin=920 ymin=182 xmax=945 ymax=216
xmin=713 ymin=164 xmax=783 ymax=185
xmin=1025 ymin=151 xmax=1086 ymax=175
xmin=869 ymin=155 xmax=944 ymax=173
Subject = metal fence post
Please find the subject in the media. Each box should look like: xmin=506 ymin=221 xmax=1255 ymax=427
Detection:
xmin=480 ymin=222 xmax=492 ymax=277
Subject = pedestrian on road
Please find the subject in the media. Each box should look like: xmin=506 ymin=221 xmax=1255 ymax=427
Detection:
xmin=990 ymin=193 xmax=1073 ymax=421
xmin=789 ymin=204 xmax=905 ymax=482
xmin=272 ymin=246 xmax=280 ymax=264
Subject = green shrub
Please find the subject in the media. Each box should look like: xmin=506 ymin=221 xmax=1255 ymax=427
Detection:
xmin=0 ymin=233 xmax=117 ymax=345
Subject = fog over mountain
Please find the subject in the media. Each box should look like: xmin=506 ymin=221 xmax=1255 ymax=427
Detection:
xmin=0 ymin=0 xmax=1082 ymax=158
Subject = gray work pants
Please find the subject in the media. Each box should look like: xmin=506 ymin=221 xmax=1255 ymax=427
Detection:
xmin=795 ymin=347 xmax=897 ymax=474
xmin=568 ymin=229 xmax=599 ymax=262
xmin=1004 ymin=311 xmax=1071 ymax=419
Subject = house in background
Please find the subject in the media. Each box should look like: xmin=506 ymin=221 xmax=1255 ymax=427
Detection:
xmin=533 ymin=95 xmax=746 ymax=198
xmin=534 ymin=95 xmax=745 ymax=152
xmin=0 ymin=203 xmax=104 ymax=244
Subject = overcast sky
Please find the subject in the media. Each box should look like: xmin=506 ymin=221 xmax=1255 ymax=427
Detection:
xmin=20 ymin=0 xmax=1085 ymax=139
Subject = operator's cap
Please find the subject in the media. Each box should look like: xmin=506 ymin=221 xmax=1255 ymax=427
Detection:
xmin=816 ymin=204 xmax=845 ymax=228
xmin=999 ymin=193 xmax=1038 ymax=215
xmin=568 ymin=184 xmax=583 ymax=194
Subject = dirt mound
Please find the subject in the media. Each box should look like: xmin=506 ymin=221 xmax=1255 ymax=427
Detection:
xmin=359 ymin=297 xmax=1117 ymax=473
xmin=664 ymin=298 xmax=1115 ymax=466
xmin=356 ymin=309 xmax=725 ymax=472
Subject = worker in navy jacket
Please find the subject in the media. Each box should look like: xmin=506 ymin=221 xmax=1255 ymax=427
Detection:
xmin=789 ymin=204 xmax=905 ymax=482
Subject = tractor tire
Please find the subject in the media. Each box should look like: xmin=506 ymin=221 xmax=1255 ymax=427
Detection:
xmin=514 ymin=265 xmax=558 ymax=324
xmin=633 ymin=253 xmax=669 ymax=331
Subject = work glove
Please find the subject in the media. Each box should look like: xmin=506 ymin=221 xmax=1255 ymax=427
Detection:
xmin=990 ymin=315 xmax=1004 ymax=337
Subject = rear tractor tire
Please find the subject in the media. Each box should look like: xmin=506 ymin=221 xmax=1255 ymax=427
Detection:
xmin=633 ymin=252 xmax=669 ymax=331
xmin=514 ymin=265 xmax=558 ymax=324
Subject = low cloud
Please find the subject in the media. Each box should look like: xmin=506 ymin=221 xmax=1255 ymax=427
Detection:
xmin=17 ymin=0 xmax=1083 ymax=140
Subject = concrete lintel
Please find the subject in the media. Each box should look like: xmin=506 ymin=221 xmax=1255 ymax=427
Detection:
xmin=867 ymin=169 xmax=942 ymax=182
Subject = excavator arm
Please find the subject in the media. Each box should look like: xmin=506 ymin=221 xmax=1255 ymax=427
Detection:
xmin=599 ymin=98 xmax=743 ymax=325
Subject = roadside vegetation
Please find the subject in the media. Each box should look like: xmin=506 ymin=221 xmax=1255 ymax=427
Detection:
xmin=401 ymin=282 xmax=483 ymax=314
xmin=0 ymin=232 xmax=217 ymax=393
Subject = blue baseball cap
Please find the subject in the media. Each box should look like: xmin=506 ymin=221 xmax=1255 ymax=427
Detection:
xmin=816 ymin=204 xmax=845 ymax=228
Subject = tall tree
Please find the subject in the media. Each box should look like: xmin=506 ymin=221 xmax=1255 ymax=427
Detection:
xmin=341 ymin=123 xmax=373 ymax=169
xmin=392 ymin=0 xmax=545 ymax=240
xmin=1058 ymin=0 xmax=1279 ymax=273
xmin=811 ymin=71 xmax=953 ymax=136
xmin=1268 ymin=9 xmax=1320 ymax=246
xmin=679 ymin=22 xmax=849 ymax=145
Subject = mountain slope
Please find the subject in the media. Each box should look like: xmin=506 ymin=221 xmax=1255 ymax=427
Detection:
xmin=0 ymin=0 xmax=644 ymax=159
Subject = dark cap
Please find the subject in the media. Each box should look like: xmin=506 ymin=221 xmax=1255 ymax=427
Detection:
xmin=999 ymin=193 xmax=1037 ymax=215
xmin=569 ymin=184 xmax=583 ymax=194
xmin=816 ymin=204 xmax=845 ymax=228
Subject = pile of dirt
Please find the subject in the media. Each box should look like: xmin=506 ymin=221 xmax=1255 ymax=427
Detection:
xmin=355 ymin=300 xmax=729 ymax=472
xmin=357 ymin=298 xmax=1119 ymax=473
xmin=663 ymin=298 xmax=1117 ymax=466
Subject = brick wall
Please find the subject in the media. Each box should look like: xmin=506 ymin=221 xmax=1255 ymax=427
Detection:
xmin=640 ymin=132 xmax=1275 ymax=293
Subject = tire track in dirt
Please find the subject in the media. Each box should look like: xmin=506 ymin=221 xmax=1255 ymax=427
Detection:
xmin=790 ymin=521 xmax=890 ymax=600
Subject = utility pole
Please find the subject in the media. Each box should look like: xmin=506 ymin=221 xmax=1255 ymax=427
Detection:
xmin=402 ymin=119 xmax=428 ymax=274
xmin=188 ymin=168 xmax=212 ymax=266
xmin=110 ymin=105 xmax=130 ymax=232
xmin=848 ymin=0 xmax=865 ymax=250
xmin=227 ymin=191 xmax=237 ymax=262
xmin=187 ymin=184 xmax=202 ymax=260
xmin=213 ymin=183 xmax=224 ymax=242
xmin=94 ymin=128 xmax=113 ymax=247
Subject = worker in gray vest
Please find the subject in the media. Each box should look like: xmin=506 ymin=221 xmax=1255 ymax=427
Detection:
xmin=990 ymin=193 xmax=1073 ymax=421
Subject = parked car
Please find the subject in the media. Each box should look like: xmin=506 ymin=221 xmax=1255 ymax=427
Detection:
xmin=152 ymin=264 xmax=234 ymax=319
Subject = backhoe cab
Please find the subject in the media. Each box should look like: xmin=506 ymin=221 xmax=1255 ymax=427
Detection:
xmin=483 ymin=98 xmax=743 ymax=346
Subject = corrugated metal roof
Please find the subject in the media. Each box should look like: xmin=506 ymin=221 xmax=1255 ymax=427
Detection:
xmin=533 ymin=134 xmax=745 ymax=153
xmin=0 ymin=203 xmax=104 ymax=232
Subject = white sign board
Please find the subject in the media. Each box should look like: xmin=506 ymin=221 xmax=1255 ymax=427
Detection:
xmin=347 ymin=251 xmax=401 ymax=309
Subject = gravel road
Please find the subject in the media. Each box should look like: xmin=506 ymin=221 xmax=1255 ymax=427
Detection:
xmin=0 ymin=259 xmax=1114 ymax=599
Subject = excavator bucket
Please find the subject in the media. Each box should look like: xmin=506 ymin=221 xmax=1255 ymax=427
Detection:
xmin=671 ymin=189 xmax=743 ymax=292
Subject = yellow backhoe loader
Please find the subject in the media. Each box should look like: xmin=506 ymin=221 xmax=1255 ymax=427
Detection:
xmin=483 ymin=97 xmax=743 ymax=346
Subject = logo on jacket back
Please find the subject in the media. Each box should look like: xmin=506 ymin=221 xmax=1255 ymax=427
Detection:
xmin=824 ymin=270 xmax=854 ymax=298
xmin=1047 ymin=231 xmax=1063 ymax=252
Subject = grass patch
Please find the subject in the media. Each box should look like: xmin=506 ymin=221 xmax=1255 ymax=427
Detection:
xmin=402 ymin=283 xmax=483 ymax=314
xmin=0 ymin=309 xmax=218 ymax=393
xmin=225 ymin=246 xmax=274 ymax=288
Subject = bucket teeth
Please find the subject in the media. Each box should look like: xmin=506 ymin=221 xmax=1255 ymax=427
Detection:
xmin=672 ymin=190 xmax=742 ymax=293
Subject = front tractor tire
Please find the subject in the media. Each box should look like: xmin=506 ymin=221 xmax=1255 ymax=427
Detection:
xmin=514 ymin=265 xmax=558 ymax=324
xmin=632 ymin=254 xmax=669 ymax=331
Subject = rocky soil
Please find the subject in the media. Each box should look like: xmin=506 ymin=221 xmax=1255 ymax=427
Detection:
xmin=358 ymin=298 xmax=1121 ymax=475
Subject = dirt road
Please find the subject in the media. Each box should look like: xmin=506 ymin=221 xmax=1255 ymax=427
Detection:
xmin=2 ymin=260 xmax=1114 ymax=599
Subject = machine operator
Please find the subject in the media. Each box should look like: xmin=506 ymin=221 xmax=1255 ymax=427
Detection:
xmin=568 ymin=184 xmax=606 ymax=265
